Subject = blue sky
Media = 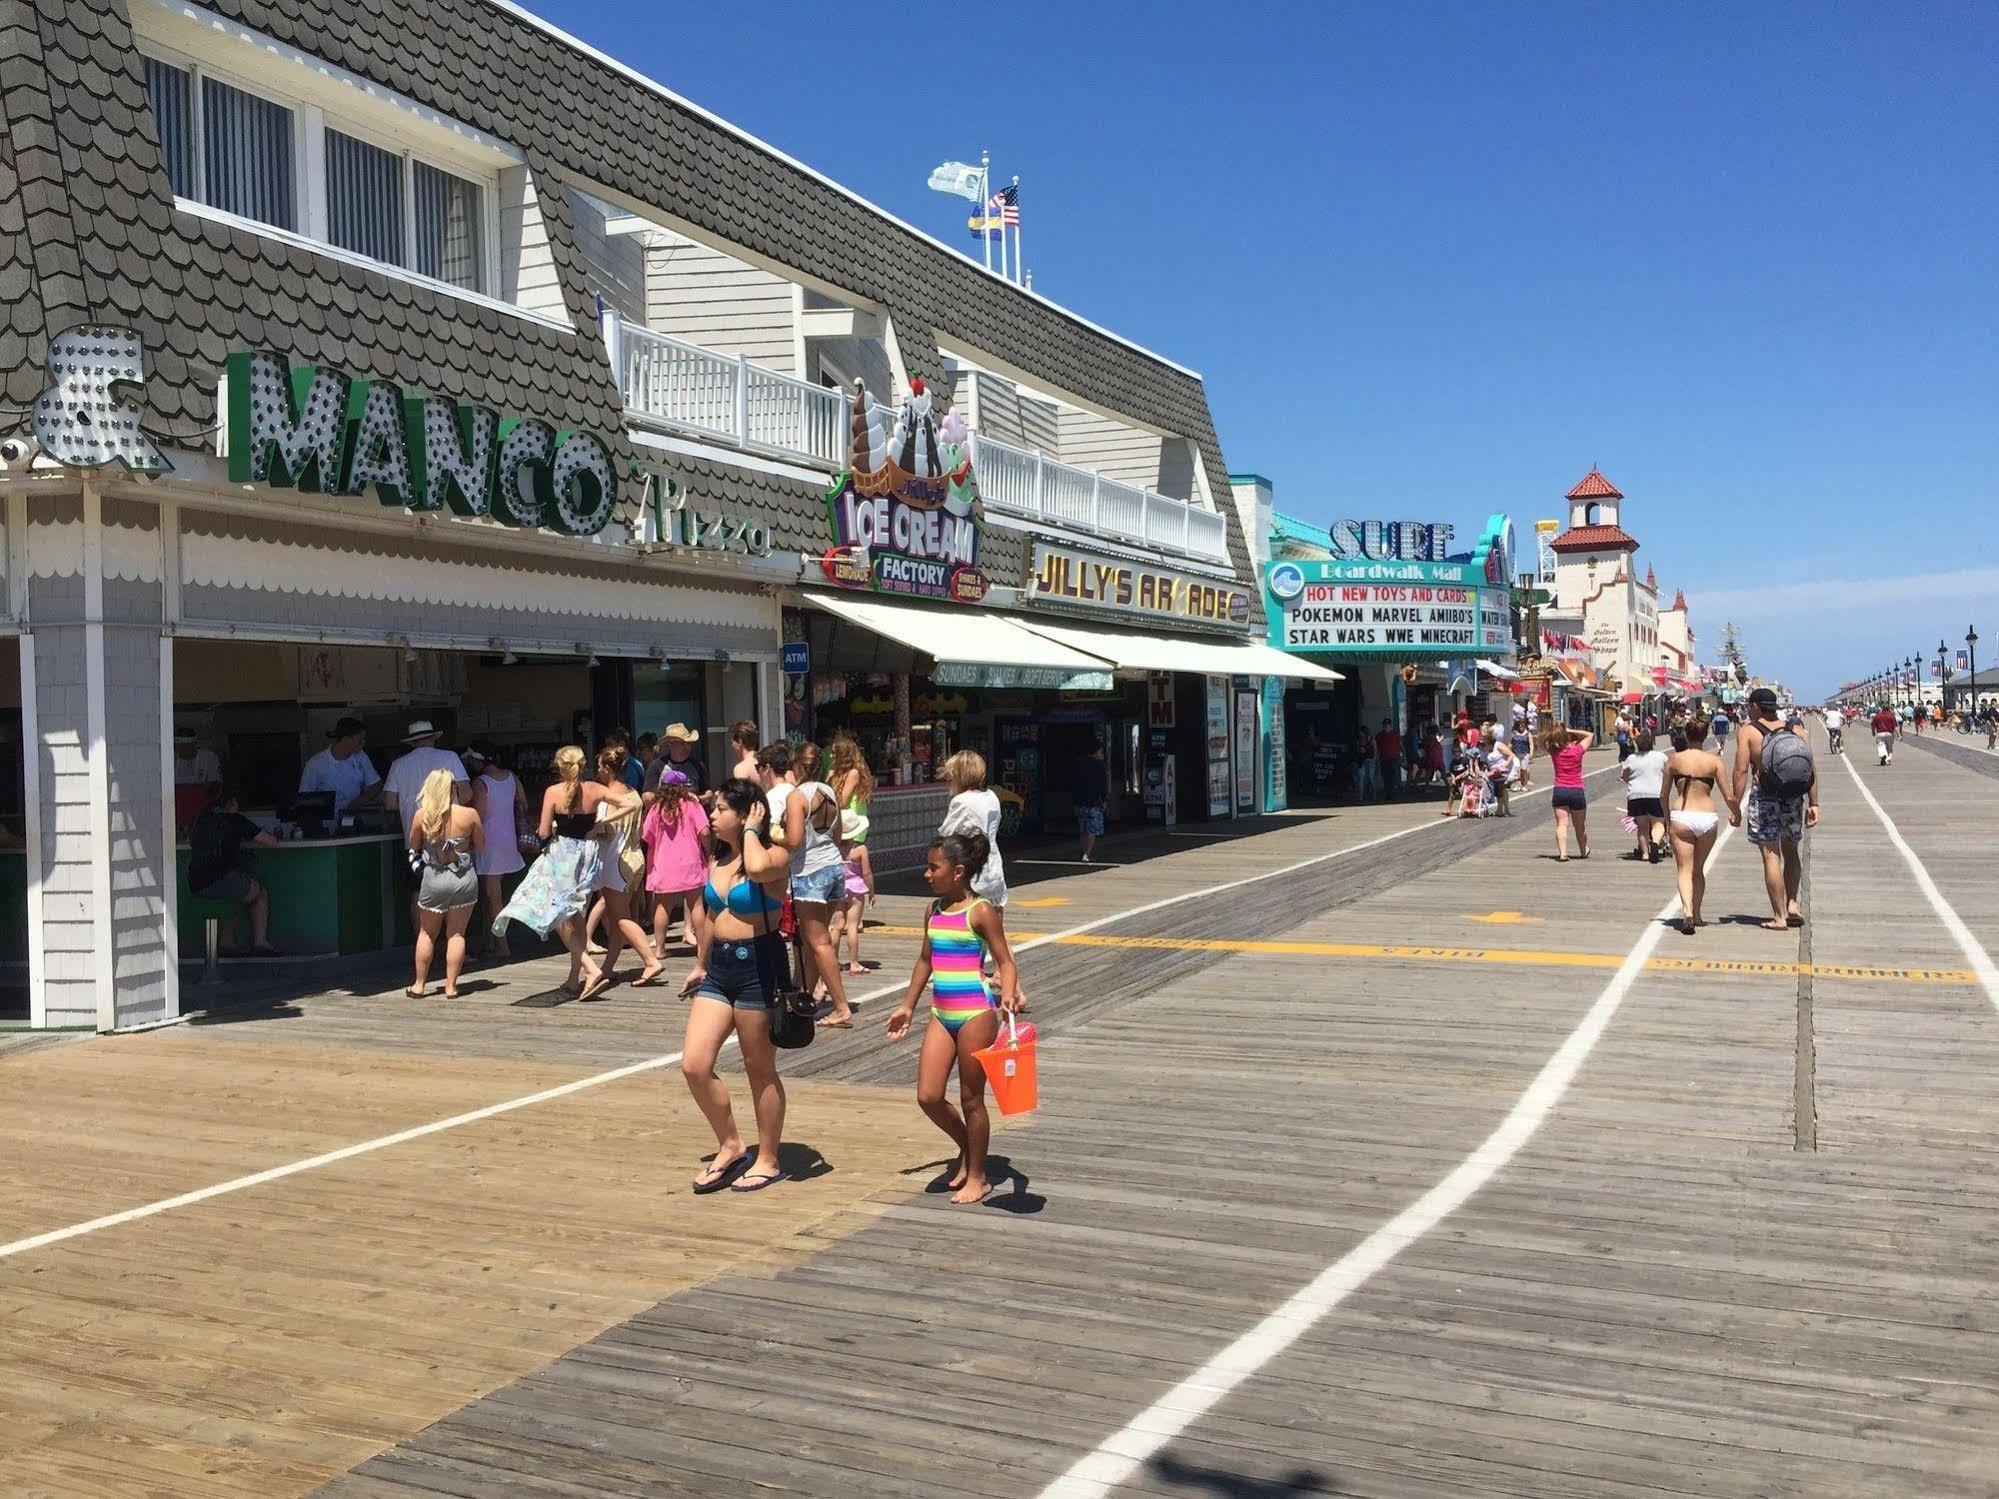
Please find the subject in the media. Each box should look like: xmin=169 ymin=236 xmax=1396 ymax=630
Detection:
xmin=539 ymin=1 xmax=1997 ymax=700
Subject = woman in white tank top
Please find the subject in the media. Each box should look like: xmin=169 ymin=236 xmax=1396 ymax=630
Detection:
xmin=469 ymin=749 xmax=528 ymax=958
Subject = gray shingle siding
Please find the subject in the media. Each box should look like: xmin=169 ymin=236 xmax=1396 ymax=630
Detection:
xmin=2 ymin=0 xmax=1259 ymax=618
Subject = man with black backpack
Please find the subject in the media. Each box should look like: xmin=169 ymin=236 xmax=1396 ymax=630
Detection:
xmin=1734 ymin=687 xmax=1820 ymax=931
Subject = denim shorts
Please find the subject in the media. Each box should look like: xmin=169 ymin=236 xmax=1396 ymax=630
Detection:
xmin=694 ymin=932 xmax=789 ymax=1011
xmin=791 ymin=862 xmax=846 ymax=905
xmin=1076 ymin=805 xmax=1105 ymax=836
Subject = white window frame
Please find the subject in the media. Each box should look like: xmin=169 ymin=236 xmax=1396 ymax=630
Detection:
xmin=139 ymin=36 xmax=509 ymax=316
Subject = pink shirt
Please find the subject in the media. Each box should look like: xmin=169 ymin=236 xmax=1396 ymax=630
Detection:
xmin=642 ymin=797 xmax=711 ymax=893
xmin=1550 ymin=742 xmax=1588 ymax=789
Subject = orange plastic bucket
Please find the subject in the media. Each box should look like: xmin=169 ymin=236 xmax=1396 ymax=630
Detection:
xmin=973 ymin=1015 xmax=1038 ymax=1115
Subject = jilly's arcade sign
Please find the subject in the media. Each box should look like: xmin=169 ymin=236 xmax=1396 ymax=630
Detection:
xmin=1027 ymin=543 xmax=1252 ymax=626
xmin=225 ymin=350 xmax=620 ymax=536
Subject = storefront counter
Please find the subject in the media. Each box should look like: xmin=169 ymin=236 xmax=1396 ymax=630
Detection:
xmin=862 ymin=783 xmax=952 ymax=875
xmin=176 ymin=833 xmax=405 ymax=956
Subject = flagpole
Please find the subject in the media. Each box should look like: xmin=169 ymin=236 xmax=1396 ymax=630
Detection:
xmin=1011 ymin=174 xmax=1022 ymax=286
xmin=998 ymin=181 xmax=1010 ymax=283
xmin=980 ymin=151 xmax=992 ymax=274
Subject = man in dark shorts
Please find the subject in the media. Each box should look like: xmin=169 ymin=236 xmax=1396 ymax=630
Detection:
xmin=1072 ymin=738 xmax=1110 ymax=862
xmin=187 ymin=785 xmax=281 ymax=955
xmin=1374 ymin=718 xmax=1403 ymax=800
xmin=1735 ymin=687 xmax=1820 ymax=931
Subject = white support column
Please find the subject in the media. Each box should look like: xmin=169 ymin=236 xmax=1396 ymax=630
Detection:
xmin=733 ymin=352 xmax=750 ymax=447
xmin=81 ymin=480 xmax=113 ymax=1033
xmin=19 ymin=631 xmax=43 ymax=1030
xmin=158 ymin=501 xmax=181 ymax=1022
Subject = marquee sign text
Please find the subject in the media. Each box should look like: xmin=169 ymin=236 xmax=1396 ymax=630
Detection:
xmin=1028 ymin=543 xmax=1252 ymax=626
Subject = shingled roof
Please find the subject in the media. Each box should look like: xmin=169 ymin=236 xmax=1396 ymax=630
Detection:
xmin=1549 ymin=524 xmax=1641 ymax=554
xmin=2 ymin=0 xmax=1257 ymax=615
xmin=1565 ymin=467 xmax=1623 ymax=500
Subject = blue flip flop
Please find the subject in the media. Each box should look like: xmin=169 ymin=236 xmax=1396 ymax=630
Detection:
xmin=728 ymin=1169 xmax=786 ymax=1194
xmin=692 ymin=1149 xmax=756 ymax=1195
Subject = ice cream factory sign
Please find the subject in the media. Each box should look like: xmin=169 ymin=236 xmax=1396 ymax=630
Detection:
xmin=822 ymin=379 xmax=988 ymax=603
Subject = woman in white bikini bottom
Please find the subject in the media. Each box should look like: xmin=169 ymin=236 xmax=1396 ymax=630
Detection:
xmin=1665 ymin=716 xmax=1741 ymax=936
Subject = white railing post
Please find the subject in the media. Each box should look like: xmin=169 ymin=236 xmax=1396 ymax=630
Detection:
xmin=1032 ymin=450 xmax=1045 ymax=520
xmin=1090 ymin=473 xmax=1102 ymax=534
xmin=733 ymin=351 xmax=750 ymax=446
xmin=600 ymin=306 xmax=623 ymax=397
xmin=1180 ymin=505 xmax=1192 ymax=554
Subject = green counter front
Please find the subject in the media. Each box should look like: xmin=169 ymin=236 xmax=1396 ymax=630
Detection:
xmin=176 ymin=834 xmax=405 ymax=955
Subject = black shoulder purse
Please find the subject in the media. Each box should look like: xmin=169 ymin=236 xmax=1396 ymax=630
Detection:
xmin=768 ymin=921 xmax=817 ymax=1049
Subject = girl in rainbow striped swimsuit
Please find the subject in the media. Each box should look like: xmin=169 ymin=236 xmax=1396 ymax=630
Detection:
xmin=886 ymin=829 xmax=1022 ymax=1204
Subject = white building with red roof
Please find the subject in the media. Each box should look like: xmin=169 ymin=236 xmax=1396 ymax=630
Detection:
xmin=1540 ymin=467 xmax=1692 ymax=700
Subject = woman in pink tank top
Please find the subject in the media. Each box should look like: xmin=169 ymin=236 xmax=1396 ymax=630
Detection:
xmin=1544 ymin=726 xmax=1594 ymax=860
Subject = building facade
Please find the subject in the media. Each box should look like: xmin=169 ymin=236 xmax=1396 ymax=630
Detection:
xmin=0 ymin=0 xmax=1305 ymax=1029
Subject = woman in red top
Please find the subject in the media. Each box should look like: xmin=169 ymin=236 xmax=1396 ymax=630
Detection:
xmin=1544 ymin=725 xmax=1594 ymax=861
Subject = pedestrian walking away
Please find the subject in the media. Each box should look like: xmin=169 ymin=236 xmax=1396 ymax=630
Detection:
xmin=679 ymin=779 xmax=793 ymax=1195
xmin=1375 ymin=717 xmax=1403 ymax=800
xmin=758 ymin=741 xmax=853 ymax=1026
xmin=1735 ymin=686 xmax=1820 ymax=931
xmin=468 ymin=746 xmax=529 ymax=960
xmin=1664 ymin=714 xmax=1740 ymax=935
xmin=406 ymin=767 xmax=484 ymax=998
xmin=585 ymin=746 xmax=665 ymax=990
xmin=1619 ymin=729 xmax=1669 ymax=861
xmin=1544 ymin=724 xmax=1594 ymax=860
xmin=885 ymin=830 xmax=1023 ymax=1206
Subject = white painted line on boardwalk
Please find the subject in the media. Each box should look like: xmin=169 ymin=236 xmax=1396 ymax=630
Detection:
xmin=1841 ymin=754 xmax=1999 ymax=1011
xmin=1038 ymin=826 xmax=1734 ymax=1499
xmin=0 ymin=766 xmax=1614 ymax=1263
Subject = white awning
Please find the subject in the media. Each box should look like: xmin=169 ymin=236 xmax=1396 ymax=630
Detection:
xmin=1012 ymin=617 xmax=1342 ymax=682
xmin=1477 ymin=659 xmax=1520 ymax=682
xmin=802 ymin=591 xmax=1116 ymax=688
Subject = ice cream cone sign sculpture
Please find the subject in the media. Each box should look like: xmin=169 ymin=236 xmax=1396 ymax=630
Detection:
xmin=828 ymin=377 xmax=988 ymax=603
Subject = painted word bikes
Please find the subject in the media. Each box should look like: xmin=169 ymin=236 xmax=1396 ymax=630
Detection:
xmin=225 ymin=350 xmax=619 ymax=536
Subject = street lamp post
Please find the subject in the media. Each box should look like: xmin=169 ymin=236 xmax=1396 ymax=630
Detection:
xmin=1970 ymin=626 xmax=1981 ymax=721
xmin=1939 ymin=639 xmax=1950 ymax=717
xmin=1905 ymin=655 xmax=1916 ymax=712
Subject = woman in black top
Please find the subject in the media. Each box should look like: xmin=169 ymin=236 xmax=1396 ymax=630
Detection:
xmin=187 ymin=785 xmax=281 ymax=955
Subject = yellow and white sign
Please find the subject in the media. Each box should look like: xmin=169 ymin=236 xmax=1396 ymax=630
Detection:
xmin=1028 ymin=543 xmax=1252 ymax=626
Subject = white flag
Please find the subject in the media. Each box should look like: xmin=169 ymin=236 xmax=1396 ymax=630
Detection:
xmin=927 ymin=161 xmax=985 ymax=202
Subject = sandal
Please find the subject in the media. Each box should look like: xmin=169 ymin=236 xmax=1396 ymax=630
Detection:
xmin=693 ymin=1149 xmax=756 ymax=1195
xmin=729 ymin=1170 xmax=786 ymax=1193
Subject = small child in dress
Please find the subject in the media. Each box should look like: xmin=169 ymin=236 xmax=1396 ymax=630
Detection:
xmin=832 ymin=809 xmax=874 ymax=977
xmin=885 ymin=830 xmax=1021 ymax=1204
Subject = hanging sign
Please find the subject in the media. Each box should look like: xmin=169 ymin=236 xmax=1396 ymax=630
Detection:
xmin=1027 ymin=543 xmax=1252 ymax=626
xmin=824 ymin=378 xmax=988 ymax=603
xmin=1325 ymin=519 xmax=1455 ymax=562
xmin=1265 ymin=557 xmax=1513 ymax=658
xmin=224 ymin=349 xmax=619 ymax=536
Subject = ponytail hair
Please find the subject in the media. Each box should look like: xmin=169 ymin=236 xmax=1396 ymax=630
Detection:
xmin=552 ymin=744 xmax=586 ymax=811
xmin=929 ymin=829 xmax=990 ymax=880
xmin=414 ymin=767 xmax=456 ymax=842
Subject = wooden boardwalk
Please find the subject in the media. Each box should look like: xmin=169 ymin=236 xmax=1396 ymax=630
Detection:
xmin=6 ymin=745 xmax=1998 ymax=1496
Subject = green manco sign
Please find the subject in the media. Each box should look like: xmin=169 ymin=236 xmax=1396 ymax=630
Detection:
xmin=224 ymin=350 xmax=619 ymax=536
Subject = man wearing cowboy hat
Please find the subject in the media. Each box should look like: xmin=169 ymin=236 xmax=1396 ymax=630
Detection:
xmin=644 ymin=721 xmax=708 ymax=797
xmin=381 ymin=719 xmax=470 ymax=840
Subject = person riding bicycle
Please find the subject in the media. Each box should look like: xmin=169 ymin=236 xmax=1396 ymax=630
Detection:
xmin=1824 ymin=705 xmax=1844 ymax=755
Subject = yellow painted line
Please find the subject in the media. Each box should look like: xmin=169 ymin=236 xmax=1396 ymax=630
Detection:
xmin=1462 ymin=911 xmax=1545 ymax=925
xmin=1011 ymin=897 xmax=1073 ymax=908
xmin=869 ymin=925 xmax=1975 ymax=985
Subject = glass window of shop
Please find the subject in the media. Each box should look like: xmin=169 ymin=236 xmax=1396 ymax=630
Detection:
xmin=0 ymin=643 xmax=28 ymax=1023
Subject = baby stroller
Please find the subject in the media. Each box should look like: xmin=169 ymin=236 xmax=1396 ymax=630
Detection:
xmin=1454 ymin=761 xmax=1495 ymax=818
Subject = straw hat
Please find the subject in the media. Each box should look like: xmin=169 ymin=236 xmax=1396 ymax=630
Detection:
xmin=661 ymin=722 xmax=700 ymax=744
xmin=402 ymin=719 xmax=442 ymax=744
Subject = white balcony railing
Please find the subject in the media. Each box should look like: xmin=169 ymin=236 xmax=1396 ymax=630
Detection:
xmin=603 ymin=307 xmax=1232 ymax=565
xmin=608 ymin=313 xmax=847 ymax=469
xmin=970 ymin=432 xmax=1232 ymax=564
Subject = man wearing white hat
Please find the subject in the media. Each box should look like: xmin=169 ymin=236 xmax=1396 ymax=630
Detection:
xmin=381 ymin=721 xmax=471 ymax=931
xmin=381 ymin=721 xmax=470 ymax=838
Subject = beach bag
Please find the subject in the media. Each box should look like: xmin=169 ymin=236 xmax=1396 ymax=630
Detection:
xmin=1758 ymin=726 xmax=1815 ymax=799
xmin=767 ymin=929 xmax=817 ymax=1050
xmin=972 ymin=1012 xmax=1038 ymax=1115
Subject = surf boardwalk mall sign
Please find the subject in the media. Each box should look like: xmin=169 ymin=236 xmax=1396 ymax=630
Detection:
xmin=1265 ymin=556 xmax=1512 ymax=659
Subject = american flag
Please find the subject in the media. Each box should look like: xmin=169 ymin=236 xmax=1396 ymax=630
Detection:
xmin=989 ymin=183 xmax=1020 ymax=225
xmin=1958 ymin=649 xmax=1970 ymax=670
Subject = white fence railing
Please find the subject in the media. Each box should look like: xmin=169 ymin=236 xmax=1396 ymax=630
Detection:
xmin=604 ymin=308 xmax=1232 ymax=564
xmin=969 ymin=432 xmax=1232 ymax=564
xmin=608 ymin=312 xmax=847 ymax=469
